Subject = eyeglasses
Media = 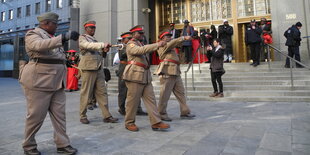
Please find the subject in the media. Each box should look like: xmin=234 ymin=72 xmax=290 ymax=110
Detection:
xmin=138 ymin=31 xmax=144 ymax=34
xmin=88 ymin=26 xmax=96 ymax=29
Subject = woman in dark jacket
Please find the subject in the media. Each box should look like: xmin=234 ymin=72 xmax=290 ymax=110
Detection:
xmin=207 ymin=38 xmax=225 ymax=97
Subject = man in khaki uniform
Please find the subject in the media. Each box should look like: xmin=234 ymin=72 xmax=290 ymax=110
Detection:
xmin=19 ymin=12 xmax=79 ymax=155
xmin=117 ymin=32 xmax=147 ymax=116
xmin=79 ymin=21 xmax=118 ymax=124
xmin=155 ymin=30 xmax=196 ymax=121
xmin=122 ymin=25 xmax=170 ymax=132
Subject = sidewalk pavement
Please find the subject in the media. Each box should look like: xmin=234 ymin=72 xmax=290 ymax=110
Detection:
xmin=0 ymin=78 xmax=310 ymax=155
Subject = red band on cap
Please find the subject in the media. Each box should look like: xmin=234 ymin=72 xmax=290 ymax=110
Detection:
xmin=130 ymin=28 xmax=143 ymax=32
xmin=84 ymin=24 xmax=96 ymax=28
xmin=121 ymin=34 xmax=131 ymax=38
xmin=159 ymin=32 xmax=170 ymax=39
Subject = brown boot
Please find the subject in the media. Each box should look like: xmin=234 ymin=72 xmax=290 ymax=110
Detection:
xmin=215 ymin=93 xmax=224 ymax=98
xmin=80 ymin=118 xmax=90 ymax=124
xmin=151 ymin=122 xmax=170 ymax=131
xmin=103 ymin=116 xmax=118 ymax=123
xmin=209 ymin=92 xmax=219 ymax=97
xmin=125 ymin=124 xmax=139 ymax=132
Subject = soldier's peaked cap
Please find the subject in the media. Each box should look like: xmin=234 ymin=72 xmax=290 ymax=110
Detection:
xmin=37 ymin=12 xmax=59 ymax=23
xmin=158 ymin=30 xmax=172 ymax=39
xmin=84 ymin=21 xmax=96 ymax=28
xmin=121 ymin=32 xmax=132 ymax=39
xmin=130 ymin=25 xmax=144 ymax=33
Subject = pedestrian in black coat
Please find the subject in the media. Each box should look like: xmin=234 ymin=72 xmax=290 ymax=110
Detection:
xmin=207 ymin=39 xmax=225 ymax=98
xmin=218 ymin=20 xmax=233 ymax=62
xmin=245 ymin=19 xmax=263 ymax=67
xmin=284 ymin=22 xmax=303 ymax=68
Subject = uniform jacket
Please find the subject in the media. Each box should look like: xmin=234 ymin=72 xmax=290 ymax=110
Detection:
xmin=218 ymin=25 xmax=233 ymax=48
xmin=19 ymin=27 xmax=66 ymax=91
xmin=122 ymin=38 xmax=159 ymax=84
xmin=245 ymin=25 xmax=263 ymax=44
xmin=182 ymin=26 xmax=194 ymax=46
xmin=117 ymin=45 xmax=127 ymax=77
xmin=170 ymin=28 xmax=181 ymax=39
xmin=284 ymin=25 xmax=302 ymax=47
xmin=78 ymin=34 xmax=106 ymax=71
xmin=154 ymin=37 xmax=184 ymax=76
xmin=207 ymin=46 xmax=225 ymax=73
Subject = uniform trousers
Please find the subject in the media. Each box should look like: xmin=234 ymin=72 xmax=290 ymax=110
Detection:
xmin=22 ymin=87 xmax=70 ymax=151
xmin=158 ymin=75 xmax=190 ymax=118
xmin=118 ymin=77 xmax=143 ymax=111
xmin=80 ymin=69 xmax=111 ymax=119
xmin=285 ymin=46 xmax=301 ymax=67
xmin=124 ymin=81 xmax=161 ymax=125
xmin=250 ymin=43 xmax=261 ymax=65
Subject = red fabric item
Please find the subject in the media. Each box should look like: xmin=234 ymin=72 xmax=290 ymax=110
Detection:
xmin=175 ymin=48 xmax=180 ymax=54
xmin=66 ymin=65 xmax=79 ymax=90
xmin=263 ymin=33 xmax=273 ymax=44
xmin=192 ymin=38 xmax=208 ymax=63
xmin=151 ymin=52 xmax=160 ymax=65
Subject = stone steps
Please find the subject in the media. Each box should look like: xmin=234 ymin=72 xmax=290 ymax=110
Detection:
xmin=106 ymin=61 xmax=310 ymax=102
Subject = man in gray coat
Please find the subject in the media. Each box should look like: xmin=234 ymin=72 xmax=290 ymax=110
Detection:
xmin=19 ymin=12 xmax=79 ymax=155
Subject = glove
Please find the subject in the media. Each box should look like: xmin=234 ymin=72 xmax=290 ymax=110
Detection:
xmin=62 ymin=31 xmax=80 ymax=44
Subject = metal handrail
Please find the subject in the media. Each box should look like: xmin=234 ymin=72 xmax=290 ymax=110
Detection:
xmin=266 ymin=44 xmax=310 ymax=89
xmin=184 ymin=46 xmax=202 ymax=99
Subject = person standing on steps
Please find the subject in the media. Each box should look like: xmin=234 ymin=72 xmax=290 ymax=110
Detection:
xmin=207 ymin=39 xmax=225 ymax=98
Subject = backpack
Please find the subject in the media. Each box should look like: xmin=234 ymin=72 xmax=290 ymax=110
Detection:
xmin=284 ymin=27 xmax=292 ymax=38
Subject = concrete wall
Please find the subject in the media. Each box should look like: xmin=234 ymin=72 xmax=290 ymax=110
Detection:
xmin=80 ymin=0 xmax=150 ymax=44
xmin=271 ymin=0 xmax=310 ymax=64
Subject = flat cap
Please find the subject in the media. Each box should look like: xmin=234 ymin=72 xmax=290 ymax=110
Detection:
xmin=158 ymin=29 xmax=172 ymax=39
xmin=84 ymin=21 xmax=96 ymax=28
xmin=37 ymin=12 xmax=59 ymax=23
xmin=130 ymin=25 xmax=144 ymax=33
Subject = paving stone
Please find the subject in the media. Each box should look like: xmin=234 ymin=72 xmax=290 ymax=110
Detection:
xmin=259 ymin=133 xmax=292 ymax=152
xmin=255 ymin=148 xmax=292 ymax=155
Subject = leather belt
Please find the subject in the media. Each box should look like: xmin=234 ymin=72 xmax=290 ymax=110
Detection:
xmin=163 ymin=59 xmax=180 ymax=65
xmin=128 ymin=61 xmax=149 ymax=69
xmin=120 ymin=61 xmax=128 ymax=64
xmin=31 ymin=58 xmax=65 ymax=64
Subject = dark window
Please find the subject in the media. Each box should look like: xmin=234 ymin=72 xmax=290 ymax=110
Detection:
xmin=1 ymin=11 xmax=5 ymax=22
xmin=26 ymin=5 xmax=31 ymax=16
xmin=17 ymin=7 xmax=22 ymax=18
xmin=46 ymin=0 xmax=51 ymax=12
xmin=35 ymin=2 xmax=40 ymax=14
xmin=8 ymin=10 xmax=13 ymax=20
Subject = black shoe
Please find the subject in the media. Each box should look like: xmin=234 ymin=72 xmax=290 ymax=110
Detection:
xmin=136 ymin=110 xmax=148 ymax=116
xmin=118 ymin=109 xmax=126 ymax=115
xmin=253 ymin=64 xmax=258 ymax=67
xmin=24 ymin=148 xmax=41 ymax=155
xmin=284 ymin=65 xmax=290 ymax=68
xmin=180 ymin=113 xmax=196 ymax=119
xmin=250 ymin=63 xmax=254 ymax=65
xmin=57 ymin=145 xmax=78 ymax=155
xmin=87 ymin=106 xmax=94 ymax=110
